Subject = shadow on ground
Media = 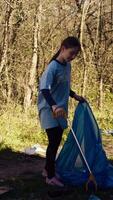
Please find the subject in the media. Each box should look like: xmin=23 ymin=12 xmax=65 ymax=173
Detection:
xmin=0 ymin=148 xmax=113 ymax=200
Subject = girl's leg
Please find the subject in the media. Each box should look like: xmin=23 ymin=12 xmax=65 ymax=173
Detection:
xmin=45 ymin=126 xmax=63 ymax=179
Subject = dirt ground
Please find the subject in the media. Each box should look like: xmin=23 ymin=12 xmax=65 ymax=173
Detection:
xmin=0 ymin=147 xmax=113 ymax=200
xmin=0 ymin=148 xmax=45 ymax=180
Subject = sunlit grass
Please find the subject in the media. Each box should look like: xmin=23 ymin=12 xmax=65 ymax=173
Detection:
xmin=0 ymin=103 xmax=113 ymax=159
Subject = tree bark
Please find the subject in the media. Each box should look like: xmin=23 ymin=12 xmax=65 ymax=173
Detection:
xmin=0 ymin=1 xmax=14 ymax=103
xmin=0 ymin=2 xmax=13 ymax=74
xmin=82 ymin=64 xmax=87 ymax=96
xmin=24 ymin=2 xmax=42 ymax=111
xmin=80 ymin=0 xmax=90 ymax=96
xmin=99 ymin=75 xmax=103 ymax=111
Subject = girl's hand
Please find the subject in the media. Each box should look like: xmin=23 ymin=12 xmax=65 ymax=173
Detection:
xmin=52 ymin=105 xmax=67 ymax=118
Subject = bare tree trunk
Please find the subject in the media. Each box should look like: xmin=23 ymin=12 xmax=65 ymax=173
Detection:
xmin=24 ymin=2 xmax=42 ymax=111
xmin=95 ymin=1 xmax=103 ymax=110
xmin=90 ymin=0 xmax=101 ymax=65
xmin=80 ymin=0 xmax=90 ymax=96
xmin=5 ymin=65 xmax=12 ymax=103
xmin=0 ymin=2 xmax=13 ymax=74
xmin=99 ymin=75 xmax=103 ymax=110
xmin=0 ymin=1 xmax=14 ymax=103
xmin=82 ymin=64 xmax=87 ymax=96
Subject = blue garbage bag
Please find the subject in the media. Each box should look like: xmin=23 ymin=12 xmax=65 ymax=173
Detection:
xmin=56 ymin=102 xmax=113 ymax=188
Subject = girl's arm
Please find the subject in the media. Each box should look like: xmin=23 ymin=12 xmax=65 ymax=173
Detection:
xmin=69 ymin=89 xmax=75 ymax=98
xmin=41 ymin=89 xmax=56 ymax=107
xmin=70 ymin=89 xmax=86 ymax=102
xmin=41 ymin=89 xmax=66 ymax=118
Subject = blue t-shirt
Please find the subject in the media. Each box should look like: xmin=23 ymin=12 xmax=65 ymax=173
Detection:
xmin=38 ymin=60 xmax=71 ymax=114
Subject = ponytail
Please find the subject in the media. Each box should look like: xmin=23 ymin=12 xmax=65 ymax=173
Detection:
xmin=49 ymin=49 xmax=61 ymax=63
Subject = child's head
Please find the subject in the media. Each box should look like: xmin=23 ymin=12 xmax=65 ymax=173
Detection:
xmin=50 ymin=36 xmax=81 ymax=63
xmin=59 ymin=36 xmax=81 ymax=62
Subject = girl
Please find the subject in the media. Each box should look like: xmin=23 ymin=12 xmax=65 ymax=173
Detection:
xmin=38 ymin=36 xmax=85 ymax=187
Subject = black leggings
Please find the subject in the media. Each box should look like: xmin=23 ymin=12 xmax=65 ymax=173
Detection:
xmin=45 ymin=126 xmax=64 ymax=178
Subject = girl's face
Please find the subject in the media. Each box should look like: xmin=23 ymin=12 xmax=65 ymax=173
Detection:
xmin=61 ymin=46 xmax=80 ymax=62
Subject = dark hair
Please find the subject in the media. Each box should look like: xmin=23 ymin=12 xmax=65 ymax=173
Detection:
xmin=49 ymin=36 xmax=81 ymax=63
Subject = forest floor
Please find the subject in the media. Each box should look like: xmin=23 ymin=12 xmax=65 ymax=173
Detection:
xmin=0 ymin=145 xmax=113 ymax=200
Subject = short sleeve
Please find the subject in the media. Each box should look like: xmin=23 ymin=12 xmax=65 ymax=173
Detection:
xmin=39 ymin=62 xmax=56 ymax=90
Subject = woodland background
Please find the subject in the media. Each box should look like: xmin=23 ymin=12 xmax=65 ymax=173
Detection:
xmin=0 ymin=0 xmax=113 ymax=153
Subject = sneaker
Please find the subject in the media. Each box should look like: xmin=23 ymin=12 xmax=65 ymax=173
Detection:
xmin=42 ymin=169 xmax=61 ymax=179
xmin=46 ymin=176 xmax=64 ymax=187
